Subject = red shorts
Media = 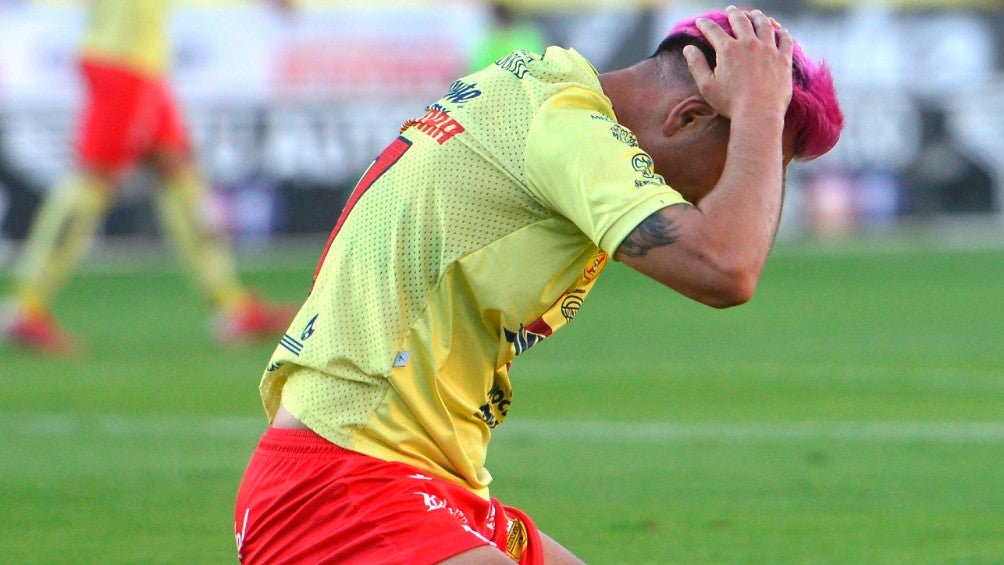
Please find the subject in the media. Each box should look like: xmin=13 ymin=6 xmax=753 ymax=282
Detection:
xmin=76 ymin=58 xmax=190 ymax=172
xmin=234 ymin=427 xmax=544 ymax=565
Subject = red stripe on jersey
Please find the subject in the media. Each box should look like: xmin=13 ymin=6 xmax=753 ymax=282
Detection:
xmin=311 ymin=136 xmax=412 ymax=289
xmin=524 ymin=316 xmax=553 ymax=337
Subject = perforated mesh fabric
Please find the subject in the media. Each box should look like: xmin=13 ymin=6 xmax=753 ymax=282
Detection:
xmin=259 ymin=48 xmax=686 ymax=495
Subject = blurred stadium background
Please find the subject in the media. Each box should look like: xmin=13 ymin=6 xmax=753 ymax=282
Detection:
xmin=1 ymin=0 xmax=1001 ymax=251
xmin=2 ymin=1 xmax=1003 ymax=563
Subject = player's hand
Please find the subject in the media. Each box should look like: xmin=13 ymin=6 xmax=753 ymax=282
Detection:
xmin=683 ymin=5 xmax=793 ymax=120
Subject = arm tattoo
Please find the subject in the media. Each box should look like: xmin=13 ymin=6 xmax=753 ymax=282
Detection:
xmin=619 ymin=206 xmax=692 ymax=258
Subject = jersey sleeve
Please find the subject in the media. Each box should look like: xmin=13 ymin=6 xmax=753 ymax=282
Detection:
xmin=524 ymin=85 xmax=688 ymax=256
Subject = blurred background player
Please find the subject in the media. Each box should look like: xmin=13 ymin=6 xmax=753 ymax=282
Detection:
xmin=0 ymin=0 xmax=296 ymax=354
xmin=468 ymin=1 xmax=547 ymax=72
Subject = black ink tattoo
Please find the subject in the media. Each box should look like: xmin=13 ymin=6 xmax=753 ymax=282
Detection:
xmin=619 ymin=206 xmax=692 ymax=258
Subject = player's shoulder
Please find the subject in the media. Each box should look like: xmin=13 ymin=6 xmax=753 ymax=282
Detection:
xmin=539 ymin=47 xmax=598 ymax=74
xmin=484 ymin=48 xmax=598 ymax=87
xmin=525 ymin=48 xmax=600 ymax=86
xmin=491 ymin=48 xmax=604 ymax=115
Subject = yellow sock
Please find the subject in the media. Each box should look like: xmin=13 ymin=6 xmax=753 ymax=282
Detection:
xmin=9 ymin=174 xmax=113 ymax=313
xmin=155 ymin=167 xmax=249 ymax=310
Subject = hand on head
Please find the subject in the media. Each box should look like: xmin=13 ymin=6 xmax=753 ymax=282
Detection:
xmin=682 ymin=5 xmax=793 ymax=121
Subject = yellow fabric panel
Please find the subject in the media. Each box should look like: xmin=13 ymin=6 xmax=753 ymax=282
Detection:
xmin=80 ymin=0 xmax=171 ymax=75
xmin=260 ymin=48 xmax=681 ymax=495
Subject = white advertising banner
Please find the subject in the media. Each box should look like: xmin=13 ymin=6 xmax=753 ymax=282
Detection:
xmin=0 ymin=4 xmax=485 ymax=185
xmin=0 ymin=4 xmax=484 ymax=103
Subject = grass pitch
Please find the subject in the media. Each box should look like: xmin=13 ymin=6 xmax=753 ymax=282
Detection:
xmin=2 ymin=238 xmax=1003 ymax=563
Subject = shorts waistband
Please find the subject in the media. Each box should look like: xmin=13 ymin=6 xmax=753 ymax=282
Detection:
xmin=257 ymin=426 xmax=350 ymax=457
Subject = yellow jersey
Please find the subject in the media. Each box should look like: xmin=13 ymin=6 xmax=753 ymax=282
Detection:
xmin=81 ymin=0 xmax=171 ymax=75
xmin=260 ymin=48 xmax=687 ymax=497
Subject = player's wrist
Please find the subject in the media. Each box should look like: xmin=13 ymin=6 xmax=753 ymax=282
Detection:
xmin=728 ymin=100 xmax=788 ymax=125
xmin=728 ymin=108 xmax=786 ymax=144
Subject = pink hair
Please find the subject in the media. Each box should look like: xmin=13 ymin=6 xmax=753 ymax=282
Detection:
xmin=666 ymin=10 xmax=843 ymax=161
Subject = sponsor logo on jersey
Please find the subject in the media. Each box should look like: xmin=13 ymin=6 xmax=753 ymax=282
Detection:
xmin=560 ymin=292 xmax=584 ymax=322
xmin=631 ymin=153 xmax=666 ymax=188
xmin=443 ymin=79 xmax=482 ymax=105
xmin=495 ymin=49 xmax=537 ymax=79
xmin=632 ymin=153 xmax=655 ymax=176
xmin=610 ymin=124 xmax=639 ymax=147
xmin=405 ymin=108 xmax=466 ymax=145
xmin=583 ymin=252 xmax=608 ymax=282
xmin=476 ymin=382 xmax=511 ymax=429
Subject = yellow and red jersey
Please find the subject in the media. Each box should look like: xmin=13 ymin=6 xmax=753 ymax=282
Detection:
xmin=260 ymin=48 xmax=687 ymax=497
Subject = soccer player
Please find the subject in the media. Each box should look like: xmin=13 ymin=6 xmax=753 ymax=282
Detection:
xmin=234 ymin=6 xmax=843 ymax=563
xmin=0 ymin=0 xmax=296 ymax=354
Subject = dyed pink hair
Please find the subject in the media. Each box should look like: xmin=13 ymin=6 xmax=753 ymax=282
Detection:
xmin=663 ymin=10 xmax=843 ymax=161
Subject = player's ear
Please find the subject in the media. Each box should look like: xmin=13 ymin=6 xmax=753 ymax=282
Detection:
xmin=663 ymin=95 xmax=717 ymax=138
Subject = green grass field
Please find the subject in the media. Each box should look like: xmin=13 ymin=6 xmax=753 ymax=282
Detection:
xmin=2 ymin=238 xmax=1003 ymax=564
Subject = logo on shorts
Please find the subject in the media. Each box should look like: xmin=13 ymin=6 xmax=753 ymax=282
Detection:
xmin=415 ymin=491 xmax=450 ymax=512
xmin=235 ymin=508 xmax=251 ymax=562
xmin=505 ymin=515 xmax=529 ymax=561
xmin=413 ymin=491 xmax=474 ymax=527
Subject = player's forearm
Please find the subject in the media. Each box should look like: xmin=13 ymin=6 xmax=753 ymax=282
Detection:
xmin=693 ymin=112 xmax=786 ymax=290
xmin=619 ymin=113 xmax=785 ymax=308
